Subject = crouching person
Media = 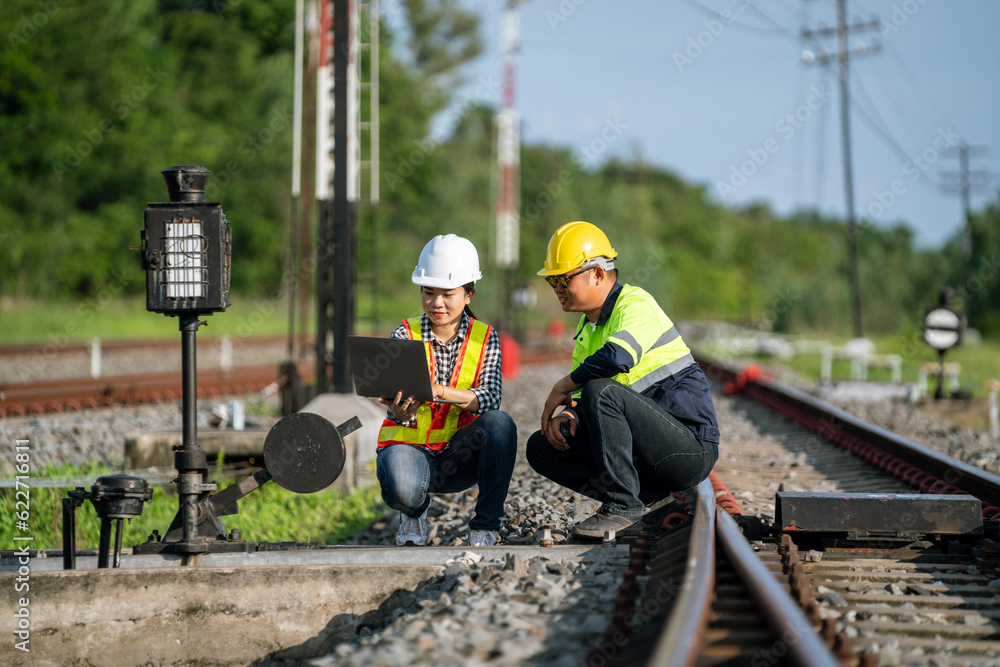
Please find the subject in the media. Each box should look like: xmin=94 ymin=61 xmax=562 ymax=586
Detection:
xmin=526 ymin=221 xmax=721 ymax=538
xmin=377 ymin=234 xmax=517 ymax=547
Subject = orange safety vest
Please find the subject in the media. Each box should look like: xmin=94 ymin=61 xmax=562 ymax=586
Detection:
xmin=377 ymin=316 xmax=492 ymax=450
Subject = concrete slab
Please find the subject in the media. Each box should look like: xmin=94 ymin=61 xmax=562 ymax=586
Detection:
xmin=2 ymin=543 xmax=629 ymax=572
xmin=124 ymin=429 xmax=269 ymax=470
xmin=0 ymin=563 xmax=440 ymax=667
xmin=0 ymin=543 xmax=628 ymax=665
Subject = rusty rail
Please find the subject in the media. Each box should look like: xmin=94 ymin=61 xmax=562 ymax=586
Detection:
xmin=648 ymin=477 xmax=715 ymax=666
xmin=693 ymin=350 xmax=1000 ymax=517
xmin=0 ymin=363 xmax=312 ymax=417
xmin=715 ymin=505 xmax=840 ymax=667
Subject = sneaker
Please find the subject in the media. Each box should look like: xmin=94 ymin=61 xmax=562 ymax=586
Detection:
xmin=469 ymin=529 xmax=499 ymax=547
xmin=395 ymin=509 xmax=428 ymax=546
xmin=573 ymin=512 xmax=642 ymax=539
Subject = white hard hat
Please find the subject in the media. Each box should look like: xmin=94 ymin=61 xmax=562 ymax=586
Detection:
xmin=411 ymin=234 xmax=483 ymax=289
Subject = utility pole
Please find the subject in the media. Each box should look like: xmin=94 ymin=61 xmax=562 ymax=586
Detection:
xmin=940 ymin=141 xmax=991 ymax=327
xmin=802 ymin=0 xmax=880 ymax=339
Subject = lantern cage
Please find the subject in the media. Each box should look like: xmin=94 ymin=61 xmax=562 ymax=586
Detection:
xmin=140 ymin=166 xmax=231 ymax=314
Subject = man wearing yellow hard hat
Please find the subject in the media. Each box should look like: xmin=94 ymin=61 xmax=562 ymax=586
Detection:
xmin=526 ymin=221 xmax=720 ymax=538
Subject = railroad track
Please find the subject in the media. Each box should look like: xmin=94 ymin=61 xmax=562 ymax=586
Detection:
xmin=582 ymin=355 xmax=1000 ymax=666
xmin=0 ymin=362 xmax=310 ymax=417
xmin=5 ymin=350 xmax=1000 ymax=665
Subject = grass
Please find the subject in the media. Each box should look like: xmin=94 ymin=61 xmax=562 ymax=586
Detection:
xmin=0 ymin=295 xmax=306 ymax=343
xmin=701 ymin=328 xmax=1000 ymax=401
xmin=764 ymin=333 xmax=1000 ymax=399
xmin=0 ymin=293 xmax=555 ymax=344
xmin=1 ymin=460 xmax=387 ymax=551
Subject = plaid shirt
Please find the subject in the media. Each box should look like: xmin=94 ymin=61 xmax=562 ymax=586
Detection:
xmin=385 ymin=312 xmax=503 ymax=426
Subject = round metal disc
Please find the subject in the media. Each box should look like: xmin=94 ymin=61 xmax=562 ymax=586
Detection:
xmin=263 ymin=412 xmax=346 ymax=493
xmin=923 ymin=308 xmax=961 ymax=351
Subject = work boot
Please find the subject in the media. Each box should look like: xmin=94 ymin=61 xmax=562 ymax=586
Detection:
xmin=396 ymin=509 xmax=429 ymax=546
xmin=573 ymin=512 xmax=642 ymax=539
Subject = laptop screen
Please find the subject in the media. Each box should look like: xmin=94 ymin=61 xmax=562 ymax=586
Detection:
xmin=347 ymin=336 xmax=463 ymax=404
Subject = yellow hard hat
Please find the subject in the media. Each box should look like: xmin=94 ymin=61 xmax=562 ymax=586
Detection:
xmin=537 ymin=221 xmax=618 ymax=277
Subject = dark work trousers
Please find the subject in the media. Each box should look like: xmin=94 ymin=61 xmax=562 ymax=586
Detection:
xmin=526 ymin=378 xmax=718 ymax=516
xmin=376 ymin=410 xmax=517 ymax=531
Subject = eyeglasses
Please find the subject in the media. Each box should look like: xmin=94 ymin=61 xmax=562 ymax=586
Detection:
xmin=545 ymin=265 xmax=595 ymax=289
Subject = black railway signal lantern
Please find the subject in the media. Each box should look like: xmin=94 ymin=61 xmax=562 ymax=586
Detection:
xmin=140 ymin=166 xmax=231 ymax=315
xmin=132 ymin=165 xmax=232 ymax=555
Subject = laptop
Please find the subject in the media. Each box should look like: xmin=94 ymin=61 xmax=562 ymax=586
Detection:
xmin=347 ymin=336 xmax=464 ymax=404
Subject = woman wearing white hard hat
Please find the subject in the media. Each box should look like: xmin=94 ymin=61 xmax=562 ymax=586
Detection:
xmin=376 ymin=234 xmax=517 ymax=547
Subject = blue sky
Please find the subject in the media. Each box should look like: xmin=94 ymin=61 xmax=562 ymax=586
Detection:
xmin=439 ymin=0 xmax=1000 ymax=249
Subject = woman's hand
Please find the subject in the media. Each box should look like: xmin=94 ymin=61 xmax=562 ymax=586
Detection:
xmin=379 ymin=390 xmax=421 ymax=422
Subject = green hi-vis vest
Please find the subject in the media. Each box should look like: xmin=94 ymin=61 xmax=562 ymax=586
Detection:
xmin=377 ymin=316 xmax=492 ymax=450
xmin=571 ymin=284 xmax=695 ymax=393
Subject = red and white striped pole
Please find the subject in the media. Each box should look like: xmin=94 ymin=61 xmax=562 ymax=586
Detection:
xmin=494 ymin=0 xmax=520 ymax=270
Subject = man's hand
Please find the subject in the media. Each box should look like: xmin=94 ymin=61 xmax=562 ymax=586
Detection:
xmin=541 ymin=374 xmax=580 ymax=434
xmin=378 ymin=390 xmax=421 ymax=422
xmin=544 ymin=411 xmax=577 ymax=450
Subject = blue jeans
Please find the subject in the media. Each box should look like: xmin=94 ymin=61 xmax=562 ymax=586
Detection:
xmin=376 ymin=410 xmax=517 ymax=531
xmin=526 ymin=378 xmax=718 ymax=516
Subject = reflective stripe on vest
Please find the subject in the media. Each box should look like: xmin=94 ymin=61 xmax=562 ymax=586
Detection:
xmin=377 ymin=317 xmax=491 ymax=450
xmin=571 ymin=284 xmax=695 ymax=393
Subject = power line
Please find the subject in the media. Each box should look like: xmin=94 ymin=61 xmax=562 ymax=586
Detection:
xmin=848 ymin=69 xmax=919 ymax=166
xmin=847 ymin=69 xmax=959 ymax=197
xmin=812 ymin=68 xmax=833 ymax=208
xmin=882 ymin=43 xmax=961 ymax=133
xmin=679 ymin=0 xmax=792 ymax=34
xmin=940 ymin=141 xmax=992 ymax=327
